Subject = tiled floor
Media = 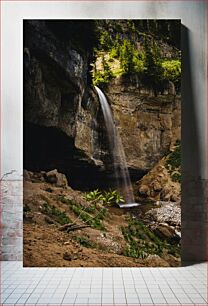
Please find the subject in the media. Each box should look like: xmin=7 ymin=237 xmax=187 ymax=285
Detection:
xmin=0 ymin=261 xmax=207 ymax=305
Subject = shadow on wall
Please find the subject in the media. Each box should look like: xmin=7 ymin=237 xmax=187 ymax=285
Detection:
xmin=181 ymin=25 xmax=207 ymax=265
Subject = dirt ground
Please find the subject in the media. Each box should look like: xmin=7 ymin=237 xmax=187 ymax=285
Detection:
xmin=23 ymin=176 xmax=180 ymax=267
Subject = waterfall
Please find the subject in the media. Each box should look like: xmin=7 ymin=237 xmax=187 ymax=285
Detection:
xmin=95 ymin=86 xmax=139 ymax=207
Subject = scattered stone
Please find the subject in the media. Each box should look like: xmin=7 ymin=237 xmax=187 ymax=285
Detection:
xmin=145 ymin=202 xmax=181 ymax=227
xmin=153 ymin=181 xmax=162 ymax=192
xmin=63 ymin=241 xmax=70 ymax=246
xmin=44 ymin=216 xmax=54 ymax=224
xmin=45 ymin=187 xmax=53 ymax=193
xmin=144 ymin=254 xmax=170 ymax=267
xmin=154 ymin=223 xmax=180 ymax=244
xmin=170 ymin=194 xmax=178 ymax=202
xmin=23 ymin=170 xmax=32 ymax=181
xmin=139 ymin=185 xmax=150 ymax=196
xmin=63 ymin=252 xmax=72 ymax=261
xmin=44 ymin=169 xmax=68 ymax=187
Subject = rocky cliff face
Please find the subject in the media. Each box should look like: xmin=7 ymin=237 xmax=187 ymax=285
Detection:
xmin=24 ymin=20 xmax=181 ymax=190
xmin=24 ymin=20 xmax=105 ymax=189
xmin=105 ymin=77 xmax=181 ymax=177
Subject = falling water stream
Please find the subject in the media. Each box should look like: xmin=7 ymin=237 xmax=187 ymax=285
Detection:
xmin=95 ymin=86 xmax=139 ymax=208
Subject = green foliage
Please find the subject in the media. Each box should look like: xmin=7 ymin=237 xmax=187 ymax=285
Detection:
xmin=98 ymin=31 xmax=113 ymax=51
xmin=167 ymin=147 xmax=181 ymax=179
xmin=102 ymin=189 xmax=125 ymax=206
xmin=162 ymin=60 xmax=181 ymax=90
xmin=119 ymin=39 xmax=135 ymax=74
xmin=171 ymin=173 xmax=181 ymax=183
xmin=166 ymin=142 xmax=181 ymax=171
xmin=121 ymin=217 xmax=180 ymax=259
xmin=84 ymin=189 xmax=125 ymax=207
xmin=93 ymin=20 xmax=181 ymax=90
xmin=84 ymin=189 xmax=103 ymax=202
xmin=110 ymin=34 xmax=121 ymax=59
xmin=93 ymin=55 xmax=113 ymax=87
xmin=73 ymin=236 xmax=95 ymax=248
xmin=166 ymin=141 xmax=181 ymax=183
xmin=142 ymin=38 xmax=165 ymax=91
xmin=56 ymin=194 xmax=107 ymax=230
xmin=57 ymin=194 xmax=69 ymax=204
xmin=41 ymin=202 xmax=71 ymax=225
xmin=71 ymin=204 xmax=105 ymax=230
xmin=110 ymin=39 xmax=145 ymax=75
xmin=124 ymin=245 xmax=147 ymax=259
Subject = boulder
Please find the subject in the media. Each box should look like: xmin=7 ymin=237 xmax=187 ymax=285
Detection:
xmin=138 ymin=185 xmax=150 ymax=197
xmin=23 ymin=170 xmax=32 ymax=181
xmin=153 ymin=181 xmax=162 ymax=192
xmin=45 ymin=169 xmax=68 ymax=187
xmin=154 ymin=223 xmax=180 ymax=244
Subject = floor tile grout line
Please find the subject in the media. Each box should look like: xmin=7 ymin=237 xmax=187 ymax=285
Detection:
xmin=130 ymin=267 xmax=141 ymax=305
xmin=23 ymin=268 xmax=51 ymax=305
xmin=121 ymin=268 xmax=128 ymax=305
xmin=60 ymin=266 xmax=77 ymax=304
xmin=138 ymin=269 xmax=154 ymax=305
xmin=0 ymin=262 xmax=207 ymax=305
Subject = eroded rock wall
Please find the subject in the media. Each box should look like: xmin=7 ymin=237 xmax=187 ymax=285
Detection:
xmin=105 ymin=77 xmax=181 ymax=174
xmin=24 ymin=21 xmax=181 ymax=189
xmin=24 ymin=20 xmax=105 ymax=189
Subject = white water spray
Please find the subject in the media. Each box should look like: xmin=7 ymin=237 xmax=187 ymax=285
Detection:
xmin=95 ymin=86 xmax=139 ymax=207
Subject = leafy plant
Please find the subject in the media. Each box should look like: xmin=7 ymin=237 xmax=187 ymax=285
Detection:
xmin=71 ymin=203 xmax=105 ymax=230
xmin=84 ymin=189 xmax=103 ymax=202
xmin=166 ymin=141 xmax=181 ymax=182
xmin=93 ymin=55 xmax=114 ymax=87
xmin=57 ymin=194 xmax=69 ymax=204
xmin=171 ymin=173 xmax=181 ymax=183
xmin=41 ymin=202 xmax=71 ymax=225
xmin=162 ymin=59 xmax=181 ymax=90
xmin=121 ymin=217 xmax=180 ymax=259
xmin=102 ymin=189 xmax=125 ymax=206
xmin=142 ymin=38 xmax=165 ymax=92
xmin=98 ymin=31 xmax=113 ymax=51
xmin=84 ymin=189 xmax=125 ymax=207
xmin=124 ymin=246 xmax=147 ymax=259
xmin=93 ymin=20 xmax=181 ymax=92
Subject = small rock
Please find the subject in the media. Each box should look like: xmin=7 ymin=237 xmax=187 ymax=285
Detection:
xmin=45 ymin=169 xmax=68 ymax=187
xmin=23 ymin=169 xmax=32 ymax=181
xmin=139 ymin=185 xmax=150 ymax=196
xmin=63 ymin=252 xmax=72 ymax=261
xmin=160 ymin=187 xmax=171 ymax=201
xmin=153 ymin=181 xmax=162 ymax=192
xmin=154 ymin=223 xmax=180 ymax=244
xmin=63 ymin=241 xmax=70 ymax=245
xmin=170 ymin=194 xmax=178 ymax=202
xmin=44 ymin=216 xmax=54 ymax=224
xmin=144 ymin=254 xmax=170 ymax=267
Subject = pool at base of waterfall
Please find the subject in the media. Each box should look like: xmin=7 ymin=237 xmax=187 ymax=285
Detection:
xmin=118 ymin=203 xmax=141 ymax=208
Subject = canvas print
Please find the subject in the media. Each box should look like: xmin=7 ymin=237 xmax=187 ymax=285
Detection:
xmin=23 ymin=20 xmax=181 ymax=267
